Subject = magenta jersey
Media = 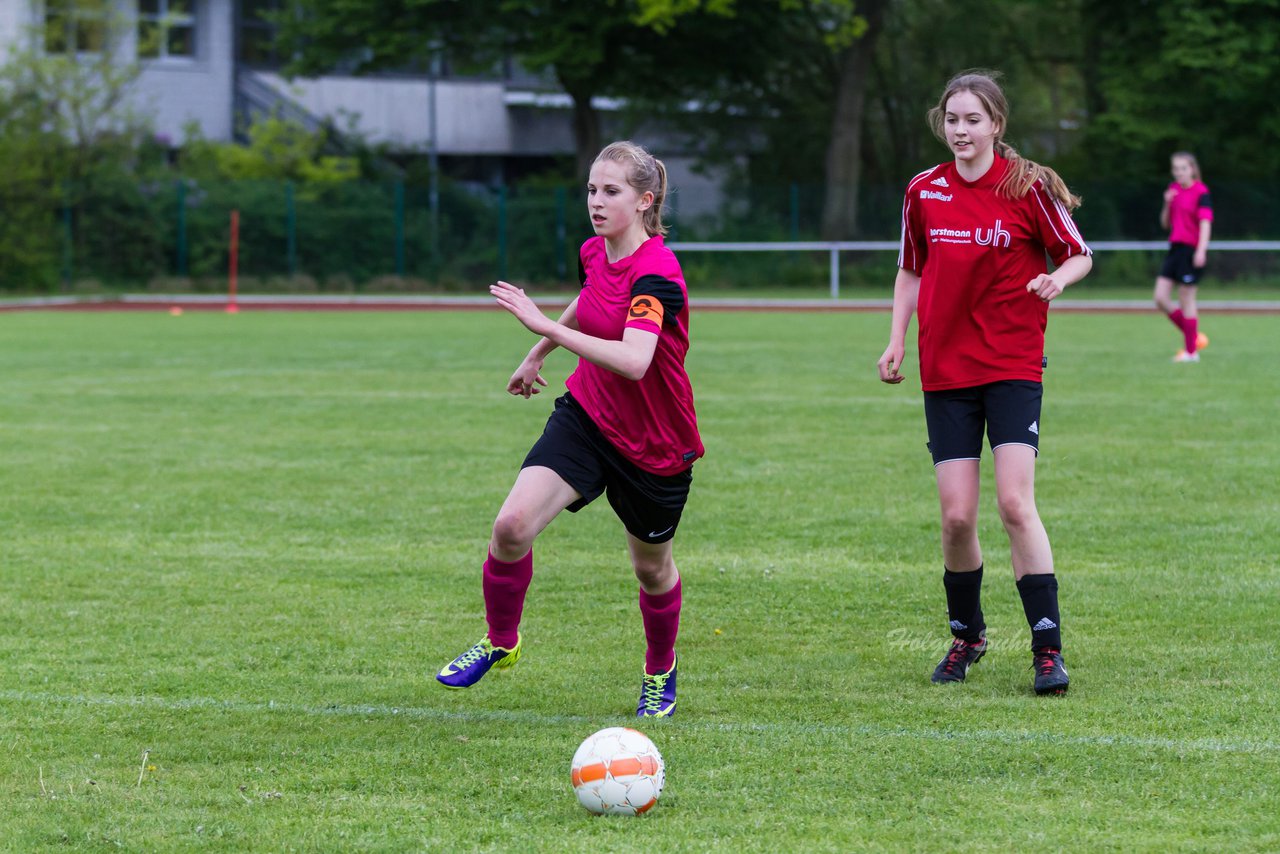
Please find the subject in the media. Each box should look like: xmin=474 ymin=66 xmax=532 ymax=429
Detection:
xmin=898 ymin=155 xmax=1091 ymax=391
xmin=1167 ymin=180 xmax=1213 ymax=246
xmin=565 ymin=235 xmax=703 ymax=476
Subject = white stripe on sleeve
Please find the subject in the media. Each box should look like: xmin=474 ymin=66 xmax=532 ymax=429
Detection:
xmin=899 ymin=167 xmax=939 ymax=269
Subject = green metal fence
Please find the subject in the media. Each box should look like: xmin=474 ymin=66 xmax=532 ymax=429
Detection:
xmin=4 ymin=177 xmax=1280 ymax=293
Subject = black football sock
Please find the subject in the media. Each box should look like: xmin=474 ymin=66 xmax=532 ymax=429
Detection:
xmin=943 ymin=565 xmax=985 ymax=643
xmin=1017 ymin=573 xmax=1062 ymax=651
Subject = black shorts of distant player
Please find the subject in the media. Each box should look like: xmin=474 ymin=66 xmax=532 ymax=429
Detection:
xmin=1159 ymin=243 xmax=1205 ymax=285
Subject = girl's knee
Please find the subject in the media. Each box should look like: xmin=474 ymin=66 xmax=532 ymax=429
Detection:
xmin=632 ymin=554 xmax=674 ymax=589
xmin=940 ymin=512 xmax=976 ymax=543
xmin=997 ymin=494 xmax=1037 ymax=530
xmin=491 ymin=511 xmax=534 ymax=556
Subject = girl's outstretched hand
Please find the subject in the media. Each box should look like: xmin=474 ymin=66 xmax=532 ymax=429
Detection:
xmin=491 ymin=281 xmax=555 ymax=337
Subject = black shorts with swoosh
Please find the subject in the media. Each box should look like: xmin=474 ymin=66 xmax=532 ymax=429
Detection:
xmin=522 ymin=393 xmax=693 ymax=544
xmin=1160 ymin=242 xmax=1205 ymax=285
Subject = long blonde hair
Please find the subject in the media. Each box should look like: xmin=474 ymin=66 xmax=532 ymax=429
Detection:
xmin=593 ymin=140 xmax=669 ymax=236
xmin=927 ymin=71 xmax=1082 ymax=211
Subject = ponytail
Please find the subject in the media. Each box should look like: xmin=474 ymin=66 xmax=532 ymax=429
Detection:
xmin=646 ymin=157 xmax=669 ymax=237
xmin=994 ymin=141 xmax=1082 ymax=211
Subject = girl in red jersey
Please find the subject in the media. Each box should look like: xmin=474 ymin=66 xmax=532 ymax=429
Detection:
xmin=1154 ymin=152 xmax=1213 ymax=363
xmin=437 ymin=141 xmax=702 ymax=718
xmin=877 ymin=72 xmax=1092 ymax=695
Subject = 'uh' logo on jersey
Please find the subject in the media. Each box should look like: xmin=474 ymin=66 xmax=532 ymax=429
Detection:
xmin=975 ymin=219 xmax=1011 ymax=248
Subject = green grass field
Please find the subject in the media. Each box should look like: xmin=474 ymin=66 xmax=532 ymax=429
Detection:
xmin=2 ymin=308 xmax=1278 ymax=851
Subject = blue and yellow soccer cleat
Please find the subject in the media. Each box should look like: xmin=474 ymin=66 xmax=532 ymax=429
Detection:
xmin=436 ymin=634 xmax=522 ymax=689
xmin=636 ymin=655 xmax=677 ymax=717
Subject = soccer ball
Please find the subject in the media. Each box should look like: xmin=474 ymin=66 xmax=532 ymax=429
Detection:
xmin=570 ymin=727 xmax=665 ymax=816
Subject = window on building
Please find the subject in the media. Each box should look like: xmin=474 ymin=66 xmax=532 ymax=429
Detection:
xmin=44 ymin=0 xmax=110 ymax=54
xmin=239 ymin=0 xmax=283 ymax=68
xmin=138 ymin=0 xmax=197 ymax=60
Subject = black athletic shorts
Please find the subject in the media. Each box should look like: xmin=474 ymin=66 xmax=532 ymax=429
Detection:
xmin=1159 ymin=243 xmax=1205 ymax=285
xmin=923 ymin=380 xmax=1043 ymax=466
xmin=522 ymin=393 xmax=692 ymax=544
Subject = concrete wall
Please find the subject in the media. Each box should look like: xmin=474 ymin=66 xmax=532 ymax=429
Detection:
xmin=0 ymin=3 xmax=32 ymax=59
xmin=256 ymin=73 xmax=580 ymax=156
xmin=664 ymin=156 xmax=731 ymax=221
xmin=131 ymin=0 xmax=236 ymax=142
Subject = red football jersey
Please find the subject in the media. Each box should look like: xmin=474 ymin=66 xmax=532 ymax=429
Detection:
xmin=565 ymin=235 xmax=704 ymax=476
xmin=898 ymin=155 xmax=1091 ymax=391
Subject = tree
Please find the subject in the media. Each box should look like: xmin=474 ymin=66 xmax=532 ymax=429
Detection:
xmin=819 ymin=0 xmax=887 ymax=238
xmin=1079 ymin=0 xmax=1280 ymax=181
xmin=182 ymin=118 xmax=359 ymax=186
xmin=277 ymin=0 xmax=704 ymax=178
xmin=0 ymin=67 xmax=67 ymax=288
xmin=859 ymin=0 xmax=1092 ymax=233
xmin=0 ymin=2 xmax=159 ymax=288
xmin=629 ymin=0 xmax=890 ymax=237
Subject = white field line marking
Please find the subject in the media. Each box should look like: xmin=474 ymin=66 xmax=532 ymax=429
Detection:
xmin=2 ymin=689 xmax=1277 ymax=756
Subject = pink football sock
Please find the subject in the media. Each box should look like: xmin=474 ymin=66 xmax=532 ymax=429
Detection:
xmin=483 ymin=549 xmax=533 ymax=649
xmin=639 ymin=577 xmax=682 ymax=675
xmin=1168 ymin=308 xmax=1187 ymax=333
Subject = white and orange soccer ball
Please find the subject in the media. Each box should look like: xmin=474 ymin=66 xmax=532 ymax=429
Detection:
xmin=570 ymin=727 xmax=665 ymax=816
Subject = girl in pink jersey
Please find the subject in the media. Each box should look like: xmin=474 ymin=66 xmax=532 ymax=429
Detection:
xmin=1154 ymin=152 xmax=1213 ymax=363
xmin=877 ymin=71 xmax=1092 ymax=695
xmin=437 ymin=141 xmax=702 ymax=718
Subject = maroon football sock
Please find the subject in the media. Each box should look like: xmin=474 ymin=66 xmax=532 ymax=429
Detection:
xmin=639 ymin=576 xmax=682 ymax=675
xmin=1184 ymin=315 xmax=1199 ymax=353
xmin=483 ymin=548 xmax=533 ymax=649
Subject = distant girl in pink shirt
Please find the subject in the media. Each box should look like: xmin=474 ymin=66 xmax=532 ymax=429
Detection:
xmin=1154 ymin=152 xmax=1213 ymax=362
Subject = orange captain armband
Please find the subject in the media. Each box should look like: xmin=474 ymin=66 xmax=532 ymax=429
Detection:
xmin=627 ymin=294 xmax=664 ymax=328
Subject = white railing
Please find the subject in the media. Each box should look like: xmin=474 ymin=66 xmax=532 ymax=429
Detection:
xmin=668 ymin=240 xmax=1280 ymax=298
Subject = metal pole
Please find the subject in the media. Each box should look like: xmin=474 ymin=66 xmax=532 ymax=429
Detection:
xmin=555 ymin=186 xmax=567 ymax=280
xmin=227 ymin=209 xmax=240 ymax=314
xmin=428 ymin=51 xmax=440 ymax=269
xmin=829 ymin=246 xmax=840 ymax=298
xmin=61 ymin=202 xmax=73 ymax=290
xmin=394 ymin=179 xmax=406 ymax=276
xmin=497 ymin=185 xmax=507 ymax=282
xmin=790 ymin=183 xmax=799 ymax=241
xmin=176 ymin=180 xmax=188 ymax=276
xmin=286 ymin=181 xmax=297 ymax=275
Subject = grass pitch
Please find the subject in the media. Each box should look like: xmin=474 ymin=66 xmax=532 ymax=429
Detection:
xmin=1 ymin=308 xmax=1278 ymax=851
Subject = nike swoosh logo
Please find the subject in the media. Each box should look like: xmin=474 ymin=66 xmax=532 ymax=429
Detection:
xmin=648 ymin=526 xmax=674 ymax=539
xmin=439 ymin=663 xmax=460 ymax=676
